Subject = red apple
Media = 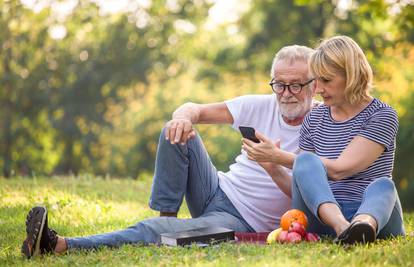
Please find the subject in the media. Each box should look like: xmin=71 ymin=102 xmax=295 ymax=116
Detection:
xmin=288 ymin=222 xmax=306 ymax=237
xmin=277 ymin=230 xmax=289 ymax=243
xmin=286 ymin=232 xmax=302 ymax=243
xmin=305 ymin=232 xmax=320 ymax=242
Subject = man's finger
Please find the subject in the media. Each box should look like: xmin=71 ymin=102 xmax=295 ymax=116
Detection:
xmin=181 ymin=130 xmax=191 ymax=145
xmin=181 ymin=124 xmax=193 ymax=144
xmin=243 ymin=138 xmax=255 ymax=147
xmin=242 ymin=144 xmax=253 ymax=155
xmin=169 ymin=123 xmax=178 ymax=144
xmin=247 ymin=155 xmax=256 ymax=161
xmin=255 ymin=131 xmax=269 ymax=143
xmin=174 ymin=124 xmax=184 ymax=143
xmin=188 ymin=130 xmax=196 ymax=139
xmin=165 ymin=123 xmax=171 ymax=140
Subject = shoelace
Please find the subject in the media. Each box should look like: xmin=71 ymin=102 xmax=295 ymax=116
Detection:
xmin=41 ymin=228 xmax=58 ymax=253
xmin=48 ymin=229 xmax=58 ymax=250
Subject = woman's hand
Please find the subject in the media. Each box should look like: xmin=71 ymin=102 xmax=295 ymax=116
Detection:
xmin=242 ymin=131 xmax=281 ymax=163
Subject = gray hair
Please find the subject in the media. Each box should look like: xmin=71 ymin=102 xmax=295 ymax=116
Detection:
xmin=270 ymin=45 xmax=315 ymax=78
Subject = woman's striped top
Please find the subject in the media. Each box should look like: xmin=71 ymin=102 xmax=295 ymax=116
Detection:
xmin=299 ymin=98 xmax=398 ymax=202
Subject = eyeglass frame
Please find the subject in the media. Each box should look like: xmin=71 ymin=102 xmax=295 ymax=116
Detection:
xmin=269 ymin=78 xmax=315 ymax=95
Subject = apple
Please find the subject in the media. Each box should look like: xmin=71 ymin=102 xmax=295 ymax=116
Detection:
xmin=286 ymin=232 xmax=302 ymax=243
xmin=288 ymin=222 xmax=306 ymax=237
xmin=305 ymin=232 xmax=320 ymax=242
xmin=277 ymin=230 xmax=289 ymax=243
xmin=266 ymin=228 xmax=283 ymax=244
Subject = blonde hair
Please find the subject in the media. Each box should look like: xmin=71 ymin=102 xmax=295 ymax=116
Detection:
xmin=310 ymin=36 xmax=372 ymax=104
xmin=270 ymin=45 xmax=314 ymax=79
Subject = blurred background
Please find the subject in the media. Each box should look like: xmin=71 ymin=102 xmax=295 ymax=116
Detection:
xmin=1 ymin=0 xmax=413 ymax=208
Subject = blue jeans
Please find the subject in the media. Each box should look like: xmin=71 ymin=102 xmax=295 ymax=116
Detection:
xmin=292 ymin=152 xmax=405 ymax=238
xmin=66 ymin=128 xmax=253 ymax=250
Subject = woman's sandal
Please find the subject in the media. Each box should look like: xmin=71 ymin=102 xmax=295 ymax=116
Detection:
xmin=333 ymin=221 xmax=376 ymax=245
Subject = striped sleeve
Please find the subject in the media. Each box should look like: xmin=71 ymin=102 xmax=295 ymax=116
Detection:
xmin=299 ymin=112 xmax=314 ymax=152
xmin=358 ymin=107 xmax=399 ymax=151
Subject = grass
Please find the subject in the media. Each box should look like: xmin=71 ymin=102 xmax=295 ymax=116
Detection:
xmin=0 ymin=175 xmax=413 ymax=267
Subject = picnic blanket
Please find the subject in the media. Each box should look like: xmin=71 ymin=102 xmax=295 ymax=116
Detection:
xmin=235 ymin=232 xmax=270 ymax=244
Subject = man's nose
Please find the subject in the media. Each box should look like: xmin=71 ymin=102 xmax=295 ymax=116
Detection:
xmin=282 ymin=87 xmax=293 ymax=97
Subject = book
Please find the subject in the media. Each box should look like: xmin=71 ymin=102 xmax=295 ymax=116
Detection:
xmin=160 ymin=227 xmax=235 ymax=246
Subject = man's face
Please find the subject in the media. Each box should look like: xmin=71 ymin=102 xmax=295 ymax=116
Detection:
xmin=272 ymin=60 xmax=315 ymax=120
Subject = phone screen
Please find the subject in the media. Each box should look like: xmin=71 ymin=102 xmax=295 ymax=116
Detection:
xmin=239 ymin=126 xmax=260 ymax=143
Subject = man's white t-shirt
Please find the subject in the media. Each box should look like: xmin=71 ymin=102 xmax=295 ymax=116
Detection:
xmin=218 ymin=94 xmax=301 ymax=232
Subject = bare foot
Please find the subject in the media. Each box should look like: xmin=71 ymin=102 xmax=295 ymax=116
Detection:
xmin=54 ymin=236 xmax=68 ymax=254
xmin=335 ymin=221 xmax=351 ymax=237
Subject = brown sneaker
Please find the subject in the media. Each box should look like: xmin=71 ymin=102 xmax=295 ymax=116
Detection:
xmin=21 ymin=206 xmax=58 ymax=259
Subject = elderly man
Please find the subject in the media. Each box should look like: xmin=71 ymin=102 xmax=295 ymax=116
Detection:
xmin=22 ymin=45 xmax=316 ymax=258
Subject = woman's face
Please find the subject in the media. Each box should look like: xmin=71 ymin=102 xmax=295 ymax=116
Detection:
xmin=314 ymin=73 xmax=347 ymax=107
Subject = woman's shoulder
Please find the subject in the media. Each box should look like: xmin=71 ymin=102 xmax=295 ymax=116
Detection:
xmin=364 ymin=98 xmax=398 ymax=118
xmin=303 ymin=103 xmax=328 ymax=127
xmin=308 ymin=103 xmax=329 ymax=118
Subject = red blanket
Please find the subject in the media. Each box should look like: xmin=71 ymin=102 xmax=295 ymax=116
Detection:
xmin=235 ymin=232 xmax=270 ymax=244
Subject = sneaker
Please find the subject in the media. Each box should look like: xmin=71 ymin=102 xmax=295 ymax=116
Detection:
xmin=21 ymin=206 xmax=58 ymax=259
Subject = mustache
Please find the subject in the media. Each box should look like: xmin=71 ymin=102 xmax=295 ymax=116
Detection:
xmin=279 ymin=99 xmax=298 ymax=104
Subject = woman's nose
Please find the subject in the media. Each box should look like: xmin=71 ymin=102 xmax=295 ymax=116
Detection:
xmin=315 ymin=81 xmax=324 ymax=94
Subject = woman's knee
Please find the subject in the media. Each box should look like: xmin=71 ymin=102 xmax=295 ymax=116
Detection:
xmin=293 ymin=152 xmax=322 ymax=184
xmin=366 ymin=177 xmax=396 ymax=195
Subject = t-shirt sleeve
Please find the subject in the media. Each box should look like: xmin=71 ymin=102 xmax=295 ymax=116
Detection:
xmin=358 ymin=107 xmax=399 ymax=151
xmin=225 ymin=95 xmax=272 ymax=130
xmin=299 ymin=113 xmax=314 ymax=152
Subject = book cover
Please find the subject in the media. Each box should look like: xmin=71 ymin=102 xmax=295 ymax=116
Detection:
xmin=160 ymin=227 xmax=235 ymax=246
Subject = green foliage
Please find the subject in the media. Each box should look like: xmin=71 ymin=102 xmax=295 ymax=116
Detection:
xmin=0 ymin=176 xmax=414 ymax=266
xmin=0 ymin=0 xmax=414 ymax=208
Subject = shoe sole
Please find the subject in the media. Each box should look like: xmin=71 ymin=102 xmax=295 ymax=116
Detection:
xmin=340 ymin=222 xmax=376 ymax=245
xmin=348 ymin=222 xmax=376 ymax=244
xmin=22 ymin=206 xmax=47 ymax=259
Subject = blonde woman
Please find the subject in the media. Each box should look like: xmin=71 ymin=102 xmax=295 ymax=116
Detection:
xmin=243 ymin=36 xmax=405 ymax=244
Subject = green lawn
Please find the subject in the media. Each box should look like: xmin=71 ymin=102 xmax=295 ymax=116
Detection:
xmin=1 ymin=176 xmax=413 ymax=267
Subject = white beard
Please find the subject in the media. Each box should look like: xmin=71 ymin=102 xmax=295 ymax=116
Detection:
xmin=278 ymin=96 xmax=311 ymax=120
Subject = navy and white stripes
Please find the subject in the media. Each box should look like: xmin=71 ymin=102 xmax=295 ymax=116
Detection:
xmin=299 ymin=98 xmax=398 ymax=202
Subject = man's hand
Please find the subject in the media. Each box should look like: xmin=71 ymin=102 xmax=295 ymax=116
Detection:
xmin=165 ymin=118 xmax=196 ymax=145
xmin=164 ymin=102 xmax=233 ymax=145
xmin=242 ymin=131 xmax=281 ymax=163
xmin=242 ymin=131 xmax=296 ymax=169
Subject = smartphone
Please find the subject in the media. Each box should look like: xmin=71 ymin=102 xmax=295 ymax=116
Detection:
xmin=239 ymin=126 xmax=260 ymax=143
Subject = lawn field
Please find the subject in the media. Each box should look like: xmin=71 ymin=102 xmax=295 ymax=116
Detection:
xmin=1 ymin=176 xmax=413 ymax=267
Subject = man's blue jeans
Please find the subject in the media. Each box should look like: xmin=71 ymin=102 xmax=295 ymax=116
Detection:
xmin=292 ymin=152 xmax=405 ymax=238
xmin=66 ymin=128 xmax=253 ymax=250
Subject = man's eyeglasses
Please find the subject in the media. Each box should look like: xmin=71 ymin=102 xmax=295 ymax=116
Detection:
xmin=269 ymin=78 xmax=314 ymax=95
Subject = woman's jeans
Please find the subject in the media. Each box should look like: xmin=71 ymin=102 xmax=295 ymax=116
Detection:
xmin=292 ymin=152 xmax=405 ymax=238
xmin=66 ymin=128 xmax=253 ymax=250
